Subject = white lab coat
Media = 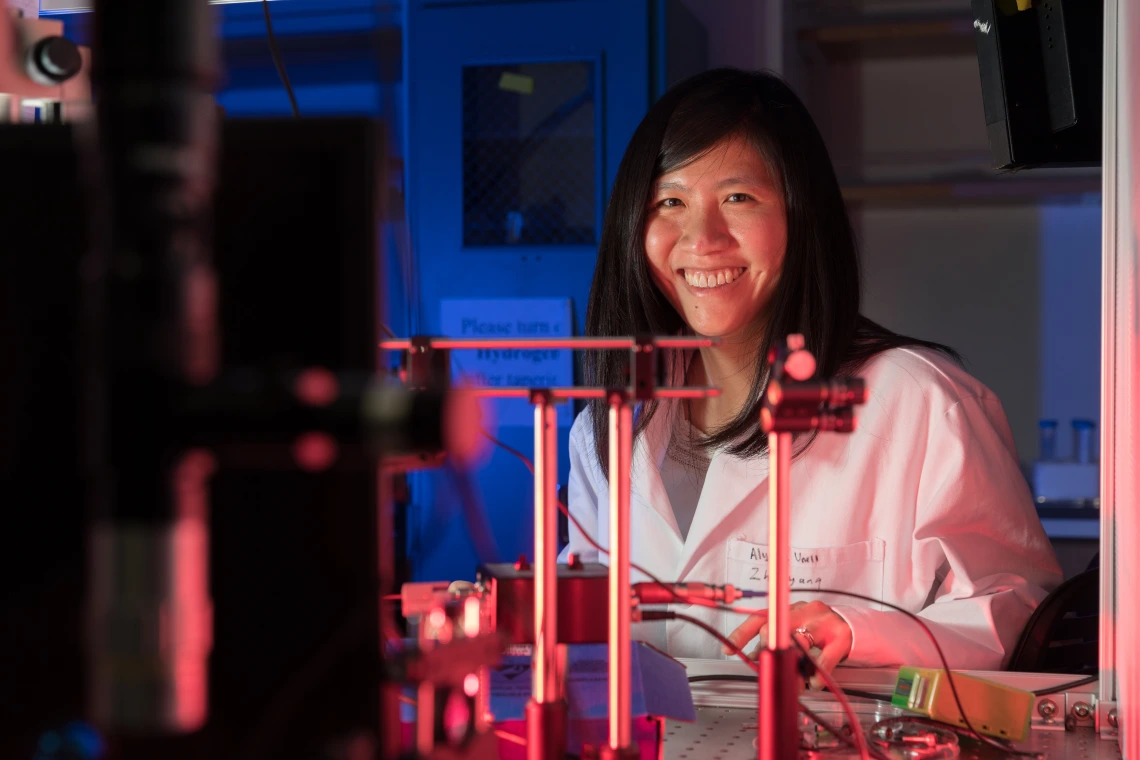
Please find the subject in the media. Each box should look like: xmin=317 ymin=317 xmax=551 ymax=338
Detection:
xmin=559 ymin=347 xmax=1062 ymax=670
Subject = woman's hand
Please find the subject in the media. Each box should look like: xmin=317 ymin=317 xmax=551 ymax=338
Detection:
xmin=724 ymin=600 xmax=853 ymax=690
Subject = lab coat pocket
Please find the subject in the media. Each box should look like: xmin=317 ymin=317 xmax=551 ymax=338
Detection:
xmin=726 ymin=537 xmax=887 ymax=611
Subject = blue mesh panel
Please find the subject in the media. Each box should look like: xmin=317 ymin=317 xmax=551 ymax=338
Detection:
xmin=463 ymin=61 xmax=597 ymax=247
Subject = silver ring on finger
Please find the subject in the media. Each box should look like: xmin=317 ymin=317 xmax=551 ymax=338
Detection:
xmin=794 ymin=626 xmax=817 ymax=650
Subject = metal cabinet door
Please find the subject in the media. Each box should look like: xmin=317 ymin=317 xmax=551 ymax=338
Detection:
xmin=404 ymin=0 xmax=651 ymax=581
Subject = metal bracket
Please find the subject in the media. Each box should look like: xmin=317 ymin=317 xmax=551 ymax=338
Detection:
xmin=1031 ymin=691 xmax=1104 ymax=734
xmin=407 ymin=335 xmax=450 ymax=389
xmin=1097 ymin=700 xmax=1119 ymax=739
xmin=528 ymin=388 xmax=554 ymax=406
xmin=1031 ymin=694 xmax=1067 ymax=732
xmin=631 ymin=335 xmax=657 ymax=401
xmin=1063 ymin=692 xmax=1098 ymax=731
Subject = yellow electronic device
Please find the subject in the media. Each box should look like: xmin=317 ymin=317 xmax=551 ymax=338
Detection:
xmin=891 ymin=667 xmax=1034 ymax=743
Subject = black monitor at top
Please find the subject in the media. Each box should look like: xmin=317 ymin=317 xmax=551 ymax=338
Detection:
xmin=972 ymin=0 xmax=1104 ymax=170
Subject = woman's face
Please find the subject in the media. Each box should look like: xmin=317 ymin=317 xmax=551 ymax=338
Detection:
xmin=644 ymin=135 xmax=787 ymax=340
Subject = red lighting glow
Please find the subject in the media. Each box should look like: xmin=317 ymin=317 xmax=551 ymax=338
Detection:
xmin=295 ymin=367 xmax=340 ymax=407
xmin=293 ymin=432 xmax=339 ymax=472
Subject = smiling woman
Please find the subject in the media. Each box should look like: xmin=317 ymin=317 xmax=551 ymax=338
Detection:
xmin=645 ymin=135 xmax=787 ymax=345
xmin=582 ymin=68 xmax=962 ymax=458
xmin=562 ymin=68 xmax=1063 ymax=684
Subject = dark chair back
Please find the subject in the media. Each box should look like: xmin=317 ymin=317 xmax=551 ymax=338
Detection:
xmin=1007 ymin=568 xmax=1099 ymax=675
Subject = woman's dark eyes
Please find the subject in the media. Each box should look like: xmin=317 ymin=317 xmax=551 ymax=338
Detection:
xmin=654 ymin=194 xmax=752 ymax=209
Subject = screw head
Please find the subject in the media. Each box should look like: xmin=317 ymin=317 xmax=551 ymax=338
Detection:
xmin=1108 ymin=709 xmax=1118 ymax=728
xmin=1039 ymin=700 xmax=1058 ymax=719
xmin=1073 ymin=702 xmax=1092 ymax=720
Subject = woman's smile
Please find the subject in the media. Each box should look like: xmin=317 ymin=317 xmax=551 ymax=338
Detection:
xmin=679 ymin=266 xmax=748 ymax=293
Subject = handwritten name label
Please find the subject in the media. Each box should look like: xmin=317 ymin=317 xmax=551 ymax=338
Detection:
xmin=747 ymin=547 xmax=819 ymax=564
xmin=727 ymin=537 xmax=888 ymax=610
xmin=747 ymin=566 xmax=824 ymax=588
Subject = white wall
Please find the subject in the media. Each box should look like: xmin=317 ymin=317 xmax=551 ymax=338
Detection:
xmin=1038 ymin=204 xmax=1102 ymax=459
xmin=859 ymin=206 xmax=1042 ymax=459
xmin=860 ymin=202 xmax=1101 ymax=463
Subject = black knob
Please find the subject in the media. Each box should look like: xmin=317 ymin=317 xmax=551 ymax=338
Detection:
xmin=30 ymin=36 xmax=83 ymax=84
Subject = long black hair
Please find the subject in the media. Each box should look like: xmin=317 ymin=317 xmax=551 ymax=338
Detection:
xmin=584 ymin=68 xmax=957 ymax=474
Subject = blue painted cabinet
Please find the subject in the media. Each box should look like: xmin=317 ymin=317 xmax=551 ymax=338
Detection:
xmin=405 ymin=0 xmax=652 ymax=581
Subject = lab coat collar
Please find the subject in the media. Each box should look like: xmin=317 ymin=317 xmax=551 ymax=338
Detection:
xmin=633 ymin=399 xmax=772 ymax=582
xmin=631 ymin=402 xmax=680 ymax=539
xmin=674 ymin=445 xmax=769 ymax=581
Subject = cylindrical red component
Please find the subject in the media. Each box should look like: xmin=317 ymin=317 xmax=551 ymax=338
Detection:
xmin=526 ymin=699 xmax=568 ymax=760
xmin=607 ymin=394 xmax=634 ymax=753
xmin=532 ymin=396 xmax=560 ymax=707
xmin=756 ymin=648 xmax=802 ymax=760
